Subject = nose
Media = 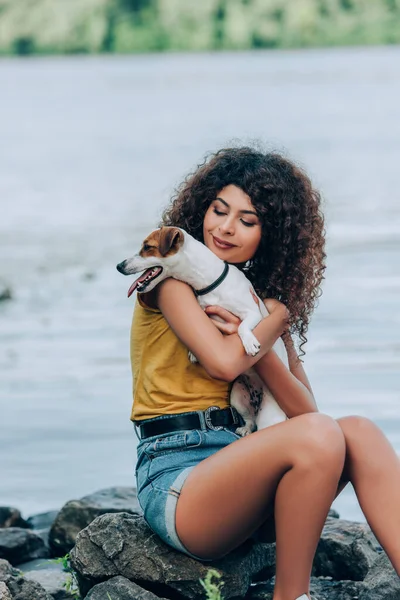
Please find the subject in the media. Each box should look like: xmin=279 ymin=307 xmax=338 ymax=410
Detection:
xmin=116 ymin=260 xmax=127 ymax=274
xmin=219 ymin=215 xmax=235 ymax=236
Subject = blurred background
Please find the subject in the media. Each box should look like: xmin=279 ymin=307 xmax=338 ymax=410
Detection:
xmin=0 ymin=0 xmax=399 ymax=524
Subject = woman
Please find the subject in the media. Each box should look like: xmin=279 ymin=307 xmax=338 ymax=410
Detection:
xmin=131 ymin=146 xmax=400 ymax=600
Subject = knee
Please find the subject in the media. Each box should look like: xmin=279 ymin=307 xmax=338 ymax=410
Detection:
xmin=337 ymin=415 xmax=379 ymax=444
xmin=296 ymin=413 xmax=346 ymax=468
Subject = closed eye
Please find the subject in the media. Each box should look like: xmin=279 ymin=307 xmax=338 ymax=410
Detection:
xmin=213 ymin=208 xmax=226 ymax=216
xmin=213 ymin=206 xmax=258 ymax=227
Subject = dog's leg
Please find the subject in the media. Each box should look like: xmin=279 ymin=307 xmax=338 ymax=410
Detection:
xmin=256 ymin=388 xmax=287 ymax=429
xmin=238 ymin=312 xmax=263 ymax=356
xmin=230 ymin=376 xmax=258 ymax=436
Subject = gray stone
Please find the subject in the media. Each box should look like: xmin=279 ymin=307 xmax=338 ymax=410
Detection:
xmin=249 ymin=576 xmax=365 ymax=599
xmin=328 ymin=509 xmax=340 ymax=520
xmin=19 ymin=557 xmax=76 ymax=599
xmin=0 ymin=509 xmax=28 ymax=530
xmin=313 ymin=519 xmax=379 ymax=581
xmin=0 ymin=528 xmax=48 ymax=566
xmin=0 ymin=558 xmax=53 ymax=600
xmin=359 ymin=552 xmax=400 ymax=600
xmin=85 ymin=576 xmax=169 ymax=599
xmin=49 ymin=486 xmax=142 ymax=555
xmin=0 ymin=581 xmax=13 ymax=600
xmin=70 ymin=512 xmax=276 ymax=600
xmin=0 ymin=282 xmax=12 ymax=302
xmin=27 ymin=511 xmax=58 ymax=532
xmin=26 ymin=511 xmax=59 ymax=551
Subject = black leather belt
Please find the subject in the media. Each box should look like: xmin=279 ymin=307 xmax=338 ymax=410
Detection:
xmin=137 ymin=406 xmax=239 ymax=440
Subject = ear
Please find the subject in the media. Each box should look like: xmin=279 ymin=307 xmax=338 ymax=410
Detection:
xmin=159 ymin=227 xmax=184 ymax=257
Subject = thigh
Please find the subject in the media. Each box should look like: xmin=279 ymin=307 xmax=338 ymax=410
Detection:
xmin=176 ymin=412 xmax=344 ymax=559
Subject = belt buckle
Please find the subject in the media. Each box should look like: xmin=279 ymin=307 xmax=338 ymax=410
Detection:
xmin=204 ymin=406 xmax=223 ymax=431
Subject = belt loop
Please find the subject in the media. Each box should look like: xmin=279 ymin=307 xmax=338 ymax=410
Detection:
xmin=197 ymin=409 xmax=207 ymax=430
xmin=230 ymin=406 xmax=239 ymax=426
xmin=133 ymin=422 xmax=141 ymax=441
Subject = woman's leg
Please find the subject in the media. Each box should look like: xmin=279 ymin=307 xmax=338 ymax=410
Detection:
xmin=175 ymin=413 xmax=346 ymax=600
xmin=337 ymin=416 xmax=400 ymax=574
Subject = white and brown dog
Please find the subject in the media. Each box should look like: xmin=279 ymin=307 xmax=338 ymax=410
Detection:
xmin=117 ymin=226 xmax=288 ymax=434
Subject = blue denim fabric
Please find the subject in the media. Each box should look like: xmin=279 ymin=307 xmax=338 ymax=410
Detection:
xmin=135 ymin=411 xmax=241 ymax=560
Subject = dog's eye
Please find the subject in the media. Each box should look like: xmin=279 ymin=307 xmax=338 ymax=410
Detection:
xmin=142 ymin=243 xmax=151 ymax=251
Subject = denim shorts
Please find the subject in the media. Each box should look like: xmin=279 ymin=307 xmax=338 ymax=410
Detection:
xmin=134 ymin=411 xmax=242 ymax=561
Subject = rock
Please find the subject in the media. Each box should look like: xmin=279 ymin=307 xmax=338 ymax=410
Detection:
xmin=0 ymin=581 xmax=13 ymax=600
xmin=27 ymin=511 xmax=58 ymax=532
xmin=313 ymin=518 xmax=379 ymax=581
xmin=49 ymin=486 xmax=142 ymax=556
xmin=359 ymin=552 xmax=400 ymax=599
xmin=18 ymin=557 xmax=76 ymax=599
xmin=0 ymin=283 xmax=12 ymax=302
xmin=250 ymin=576 xmax=365 ymax=599
xmin=0 ymin=528 xmax=48 ymax=566
xmin=0 ymin=508 xmax=28 ymax=530
xmin=253 ymin=513 xmax=340 ymax=584
xmin=0 ymin=558 xmax=53 ymax=600
xmin=70 ymin=512 xmax=276 ymax=600
xmin=85 ymin=575 xmax=170 ymax=599
xmin=27 ymin=511 xmax=58 ymax=550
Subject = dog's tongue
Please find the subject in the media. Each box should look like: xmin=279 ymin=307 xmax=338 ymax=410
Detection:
xmin=127 ymin=268 xmax=154 ymax=298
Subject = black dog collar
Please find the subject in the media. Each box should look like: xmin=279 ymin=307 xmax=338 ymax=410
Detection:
xmin=194 ymin=262 xmax=230 ymax=296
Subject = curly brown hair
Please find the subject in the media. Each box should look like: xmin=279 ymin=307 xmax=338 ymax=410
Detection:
xmin=161 ymin=146 xmax=326 ymax=357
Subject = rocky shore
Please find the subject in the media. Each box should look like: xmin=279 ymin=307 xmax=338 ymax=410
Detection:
xmin=0 ymin=487 xmax=398 ymax=600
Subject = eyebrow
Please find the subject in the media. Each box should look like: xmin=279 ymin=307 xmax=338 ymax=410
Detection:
xmin=215 ymin=197 xmax=259 ymax=217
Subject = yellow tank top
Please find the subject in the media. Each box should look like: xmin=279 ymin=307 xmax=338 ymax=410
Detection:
xmin=130 ymin=296 xmax=230 ymax=421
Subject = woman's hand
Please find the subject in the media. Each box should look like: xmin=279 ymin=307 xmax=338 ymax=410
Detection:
xmin=205 ymin=296 xmax=289 ymax=336
xmin=204 ymin=305 xmax=241 ymax=335
xmin=204 ymin=286 xmax=260 ymax=335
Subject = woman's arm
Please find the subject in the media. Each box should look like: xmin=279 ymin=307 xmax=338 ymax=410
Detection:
xmin=156 ymin=278 xmax=289 ymax=382
xmin=254 ymin=343 xmax=318 ymax=418
xmin=204 ymin=304 xmax=318 ymax=417
xmin=281 ymin=331 xmax=314 ymax=395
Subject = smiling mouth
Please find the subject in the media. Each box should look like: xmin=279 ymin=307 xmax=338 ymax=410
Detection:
xmin=127 ymin=267 xmax=163 ymax=297
xmin=212 ymin=236 xmax=236 ymax=249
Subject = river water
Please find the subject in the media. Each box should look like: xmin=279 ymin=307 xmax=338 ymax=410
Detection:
xmin=0 ymin=46 xmax=399 ymax=523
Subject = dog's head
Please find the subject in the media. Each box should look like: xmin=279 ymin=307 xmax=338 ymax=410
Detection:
xmin=116 ymin=227 xmax=185 ymax=297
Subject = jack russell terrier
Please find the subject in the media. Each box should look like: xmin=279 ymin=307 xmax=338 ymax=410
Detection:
xmin=117 ymin=226 xmax=288 ymax=434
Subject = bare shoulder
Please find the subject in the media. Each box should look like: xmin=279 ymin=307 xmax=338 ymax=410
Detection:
xmin=156 ymin=277 xmax=196 ymax=305
xmin=141 ymin=278 xmax=193 ymax=310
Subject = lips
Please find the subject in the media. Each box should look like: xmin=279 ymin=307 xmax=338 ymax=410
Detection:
xmin=212 ymin=236 xmax=236 ymax=249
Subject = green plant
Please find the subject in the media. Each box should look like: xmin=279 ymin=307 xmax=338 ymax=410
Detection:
xmin=200 ymin=569 xmax=224 ymax=600
xmin=46 ymin=553 xmax=81 ymax=599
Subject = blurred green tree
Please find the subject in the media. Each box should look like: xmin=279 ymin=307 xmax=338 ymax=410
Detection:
xmin=0 ymin=0 xmax=399 ymax=55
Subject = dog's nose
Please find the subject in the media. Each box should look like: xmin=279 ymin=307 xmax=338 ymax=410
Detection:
xmin=116 ymin=260 xmax=127 ymax=274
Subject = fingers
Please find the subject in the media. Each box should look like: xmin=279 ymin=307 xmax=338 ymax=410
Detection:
xmin=204 ymin=305 xmax=241 ymax=324
xmin=211 ymin=320 xmax=240 ymax=335
xmin=205 ymin=305 xmax=241 ymax=336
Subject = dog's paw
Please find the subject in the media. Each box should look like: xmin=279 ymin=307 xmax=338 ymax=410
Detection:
xmin=239 ymin=331 xmax=261 ymax=356
xmin=235 ymin=425 xmax=254 ymax=437
xmin=188 ymin=351 xmax=198 ymax=364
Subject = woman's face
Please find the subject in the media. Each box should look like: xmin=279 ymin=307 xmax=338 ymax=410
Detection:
xmin=203 ymin=184 xmax=262 ymax=265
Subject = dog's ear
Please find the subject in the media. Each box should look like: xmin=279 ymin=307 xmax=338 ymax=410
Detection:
xmin=159 ymin=227 xmax=184 ymax=257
